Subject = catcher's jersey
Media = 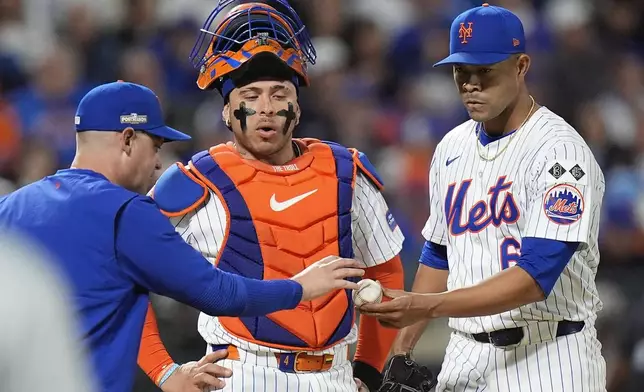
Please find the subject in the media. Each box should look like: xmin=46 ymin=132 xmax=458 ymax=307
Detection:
xmin=172 ymin=172 xmax=404 ymax=353
xmin=422 ymin=106 xmax=605 ymax=334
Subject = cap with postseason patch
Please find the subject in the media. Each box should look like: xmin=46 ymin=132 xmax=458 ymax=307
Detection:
xmin=74 ymin=81 xmax=191 ymax=141
xmin=434 ymin=3 xmax=526 ymax=67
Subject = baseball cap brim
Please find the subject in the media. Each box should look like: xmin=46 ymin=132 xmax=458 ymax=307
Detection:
xmin=433 ymin=52 xmax=513 ymax=67
xmin=145 ymin=125 xmax=192 ymax=141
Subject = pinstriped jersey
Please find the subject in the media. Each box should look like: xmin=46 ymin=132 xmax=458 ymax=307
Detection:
xmin=171 ymin=172 xmax=404 ymax=353
xmin=422 ymin=106 xmax=605 ymax=334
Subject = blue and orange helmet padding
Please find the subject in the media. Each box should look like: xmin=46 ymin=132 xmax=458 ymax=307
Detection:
xmin=189 ymin=0 xmax=316 ymax=95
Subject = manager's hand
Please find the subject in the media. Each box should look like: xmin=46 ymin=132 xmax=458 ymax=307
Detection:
xmin=161 ymin=349 xmax=232 ymax=392
xmin=292 ymin=256 xmax=365 ymax=301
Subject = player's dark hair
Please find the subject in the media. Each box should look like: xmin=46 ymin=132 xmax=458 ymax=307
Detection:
xmin=217 ymin=53 xmax=300 ymax=103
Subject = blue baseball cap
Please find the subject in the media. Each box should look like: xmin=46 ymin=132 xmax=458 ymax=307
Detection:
xmin=434 ymin=3 xmax=526 ymax=67
xmin=75 ymin=81 xmax=191 ymax=141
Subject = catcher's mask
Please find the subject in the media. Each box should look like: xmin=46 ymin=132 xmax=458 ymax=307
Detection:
xmin=189 ymin=0 xmax=316 ymax=97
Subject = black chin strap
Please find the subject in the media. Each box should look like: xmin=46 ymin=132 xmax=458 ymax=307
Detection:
xmin=292 ymin=141 xmax=301 ymax=157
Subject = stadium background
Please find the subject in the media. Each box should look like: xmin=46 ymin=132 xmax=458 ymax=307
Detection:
xmin=0 ymin=0 xmax=643 ymax=390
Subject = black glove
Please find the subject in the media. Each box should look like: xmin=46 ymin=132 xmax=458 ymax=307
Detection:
xmin=377 ymin=354 xmax=437 ymax=392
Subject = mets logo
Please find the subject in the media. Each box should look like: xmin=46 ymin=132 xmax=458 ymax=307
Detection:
xmin=543 ymin=184 xmax=584 ymax=225
xmin=445 ymin=176 xmax=520 ymax=236
xmin=459 ymin=22 xmax=473 ymax=44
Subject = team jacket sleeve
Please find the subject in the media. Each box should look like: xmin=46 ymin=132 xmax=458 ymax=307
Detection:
xmin=421 ymin=150 xmax=448 ymax=245
xmin=351 ymin=173 xmax=404 ymax=267
xmin=115 ymin=196 xmax=303 ymax=316
xmin=137 ymin=193 xmax=203 ymax=384
xmin=523 ymin=140 xmax=605 ymax=244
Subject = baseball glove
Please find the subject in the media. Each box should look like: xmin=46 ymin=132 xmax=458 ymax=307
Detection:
xmin=377 ymin=354 xmax=437 ymax=392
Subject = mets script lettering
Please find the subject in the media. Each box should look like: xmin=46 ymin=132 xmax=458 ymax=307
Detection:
xmin=445 ymin=176 xmax=520 ymax=235
xmin=549 ymin=198 xmax=578 ymax=215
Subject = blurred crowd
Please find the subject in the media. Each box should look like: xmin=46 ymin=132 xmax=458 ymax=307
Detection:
xmin=1 ymin=0 xmax=644 ymax=390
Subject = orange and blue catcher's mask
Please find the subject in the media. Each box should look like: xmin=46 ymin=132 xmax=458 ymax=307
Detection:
xmin=189 ymin=0 xmax=317 ymax=94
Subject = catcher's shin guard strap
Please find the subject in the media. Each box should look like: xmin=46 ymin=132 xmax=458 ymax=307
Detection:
xmin=377 ymin=354 xmax=437 ymax=392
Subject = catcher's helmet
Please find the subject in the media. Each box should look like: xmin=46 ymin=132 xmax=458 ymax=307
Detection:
xmin=189 ymin=0 xmax=316 ymax=97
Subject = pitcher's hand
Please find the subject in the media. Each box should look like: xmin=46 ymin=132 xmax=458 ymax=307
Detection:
xmin=292 ymin=256 xmax=364 ymax=301
xmin=358 ymin=288 xmax=433 ymax=329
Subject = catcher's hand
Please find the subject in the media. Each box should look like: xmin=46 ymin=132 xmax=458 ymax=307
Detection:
xmin=377 ymin=354 xmax=437 ymax=392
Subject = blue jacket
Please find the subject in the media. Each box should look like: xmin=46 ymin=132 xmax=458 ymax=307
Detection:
xmin=0 ymin=169 xmax=302 ymax=392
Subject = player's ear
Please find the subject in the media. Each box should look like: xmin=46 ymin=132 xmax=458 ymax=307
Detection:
xmin=120 ymin=127 xmax=136 ymax=155
xmin=222 ymin=103 xmax=231 ymax=128
xmin=517 ymin=54 xmax=530 ymax=77
xmin=294 ymin=101 xmax=301 ymax=127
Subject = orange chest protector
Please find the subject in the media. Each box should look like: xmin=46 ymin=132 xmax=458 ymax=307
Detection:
xmin=188 ymin=140 xmax=359 ymax=350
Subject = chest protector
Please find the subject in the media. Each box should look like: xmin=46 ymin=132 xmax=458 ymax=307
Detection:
xmin=188 ymin=139 xmax=363 ymax=350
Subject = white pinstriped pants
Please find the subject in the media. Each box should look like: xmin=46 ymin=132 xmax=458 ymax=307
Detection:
xmin=204 ymin=344 xmax=358 ymax=392
xmin=434 ymin=323 xmax=607 ymax=392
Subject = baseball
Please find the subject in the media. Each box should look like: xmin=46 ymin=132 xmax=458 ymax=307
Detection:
xmin=352 ymin=279 xmax=383 ymax=307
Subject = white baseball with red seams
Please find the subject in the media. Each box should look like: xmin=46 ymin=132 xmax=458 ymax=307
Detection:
xmin=352 ymin=279 xmax=383 ymax=307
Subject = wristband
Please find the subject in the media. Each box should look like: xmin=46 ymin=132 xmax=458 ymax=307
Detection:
xmin=157 ymin=363 xmax=179 ymax=386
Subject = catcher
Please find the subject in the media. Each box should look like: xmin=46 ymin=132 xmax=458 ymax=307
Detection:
xmin=135 ymin=1 xmax=425 ymax=391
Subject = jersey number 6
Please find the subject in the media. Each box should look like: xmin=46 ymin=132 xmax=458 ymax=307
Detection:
xmin=500 ymin=237 xmax=521 ymax=270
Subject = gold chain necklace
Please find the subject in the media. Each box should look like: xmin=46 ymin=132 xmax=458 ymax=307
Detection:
xmin=476 ymin=95 xmax=536 ymax=161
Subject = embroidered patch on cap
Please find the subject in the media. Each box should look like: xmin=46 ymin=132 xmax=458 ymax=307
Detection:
xmin=120 ymin=113 xmax=148 ymax=124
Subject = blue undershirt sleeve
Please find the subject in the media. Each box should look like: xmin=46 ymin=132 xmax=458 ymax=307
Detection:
xmin=419 ymin=241 xmax=449 ymax=270
xmin=516 ymin=237 xmax=580 ymax=297
xmin=115 ymin=197 xmax=303 ymax=316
